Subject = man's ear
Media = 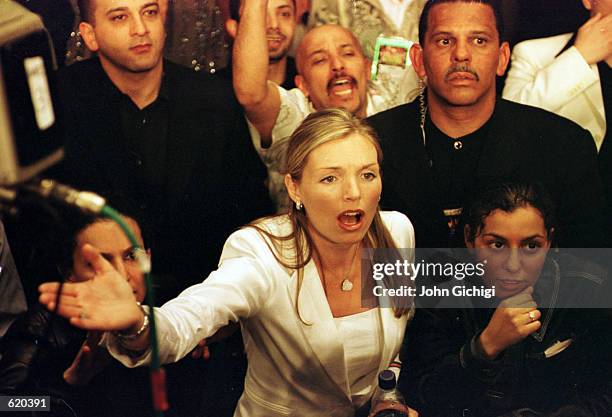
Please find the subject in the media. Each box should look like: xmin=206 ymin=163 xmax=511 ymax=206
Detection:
xmin=284 ymin=174 xmax=301 ymax=205
xmin=582 ymin=0 xmax=593 ymax=11
xmin=295 ymin=75 xmax=309 ymax=98
xmin=496 ymin=41 xmax=511 ymax=76
xmin=225 ymin=19 xmax=238 ymax=39
xmin=409 ymin=43 xmax=426 ymax=79
xmin=79 ymin=22 xmax=99 ymax=52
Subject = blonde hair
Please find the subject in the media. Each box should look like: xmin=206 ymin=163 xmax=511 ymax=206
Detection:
xmin=249 ymin=108 xmax=406 ymax=320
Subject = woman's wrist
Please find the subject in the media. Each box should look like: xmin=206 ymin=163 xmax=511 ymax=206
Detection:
xmin=114 ymin=303 xmax=150 ymax=350
xmin=477 ymin=330 xmax=500 ymax=360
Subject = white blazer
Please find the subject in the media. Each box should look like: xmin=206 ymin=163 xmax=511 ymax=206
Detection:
xmin=503 ymin=32 xmax=606 ymax=151
xmin=108 ymin=211 xmax=415 ymax=417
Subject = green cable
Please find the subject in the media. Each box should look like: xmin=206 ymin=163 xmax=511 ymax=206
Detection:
xmin=100 ymin=205 xmax=165 ymax=416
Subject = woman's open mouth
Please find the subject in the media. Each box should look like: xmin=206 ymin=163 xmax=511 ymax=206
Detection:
xmin=337 ymin=210 xmax=365 ymax=231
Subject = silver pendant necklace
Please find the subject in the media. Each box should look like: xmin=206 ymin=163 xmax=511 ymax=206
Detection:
xmin=341 ymin=278 xmax=354 ymax=292
xmin=340 ymin=243 xmax=360 ymax=292
xmin=320 ymin=243 xmax=360 ymax=293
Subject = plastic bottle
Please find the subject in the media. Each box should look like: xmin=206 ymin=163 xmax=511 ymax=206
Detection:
xmin=369 ymin=370 xmax=409 ymax=417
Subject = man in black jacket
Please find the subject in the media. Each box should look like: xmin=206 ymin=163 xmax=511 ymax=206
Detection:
xmin=367 ymin=0 xmax=605 ymax=248
xmin=53 ymin=0 xmax=272 ymax=295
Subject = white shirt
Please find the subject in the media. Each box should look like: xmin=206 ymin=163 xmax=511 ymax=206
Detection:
xmin=378 ymin=0 xmax=414 ymax=31
xmin=335 ymin=308 xmax=381 ymax=408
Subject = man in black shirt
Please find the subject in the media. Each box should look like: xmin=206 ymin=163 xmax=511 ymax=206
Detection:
xmin=368 ymin=0 xmax=605 ymax=248
xmin=54 ymin=0 xmax=272 ymax=295
xmin=48 ymin=2 xmax=271 ymax=415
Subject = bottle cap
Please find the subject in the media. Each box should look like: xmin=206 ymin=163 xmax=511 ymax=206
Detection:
xmin=378 ymin=369 xmax=396 ymax=390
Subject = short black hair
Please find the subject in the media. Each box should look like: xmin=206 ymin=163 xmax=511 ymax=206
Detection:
xmin=229 ymin=0 xmax=296 ymax=21
xmin=418 ymin=0 xmax=505 ymax=45
xmin=464 ymin=181 xmax=557 ymax=244
xmin=77 ymin=0 xmax=94 ymax=23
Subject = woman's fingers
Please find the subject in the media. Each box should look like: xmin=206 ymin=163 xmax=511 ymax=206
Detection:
xmin=53 ymin=304 xmax=83 ymax=319
xmin=501 ymin=286 xmax=534 ymax=307
xmin=523 ymin=309 xmax=542 ymax=325
xmin=39 ymin=281 xmax=80 ymax=297
xmin=81 ymin=243 xmax=115 ymax=275
xmin=39 ymin=282 xmax=87 ymax=311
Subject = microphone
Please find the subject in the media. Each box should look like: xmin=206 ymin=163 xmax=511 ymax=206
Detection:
xmin=0 ymin=178 xmax=106 ymax=215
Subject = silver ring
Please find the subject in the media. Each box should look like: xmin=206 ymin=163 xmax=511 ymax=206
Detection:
xmin=528 ymin=311 xmax=536 ymax=322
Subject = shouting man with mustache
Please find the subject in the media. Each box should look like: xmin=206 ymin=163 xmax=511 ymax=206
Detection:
xmin=233 ymin=0 xmax=420 ymax=211
xmin=367 ymin=0 xmax=606 ymax=249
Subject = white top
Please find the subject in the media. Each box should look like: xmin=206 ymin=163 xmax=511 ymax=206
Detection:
xmin=334 ymin=308 xmax=381 ymax=407
xmin=502 ymin=32 xmax=606 ymax=151
xmin=106 ymin=211 xmax=415 ymax=417
xmin=250 ymin=73 xmax=420 ymax=212
xmin=378 ymin=0 xmax=413 ymax=31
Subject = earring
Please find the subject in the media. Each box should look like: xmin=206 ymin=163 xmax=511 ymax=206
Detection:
xmin=295 ymin=200 xmax=303 ymax=211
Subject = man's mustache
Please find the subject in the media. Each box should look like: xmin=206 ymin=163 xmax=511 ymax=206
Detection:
xmin=266 ymin=29 xmax=286 ymax=41
xmin=327 ymin=72 xmax=357 ymax=90
xmin=445 ymin=64 xmax=479 ymax=81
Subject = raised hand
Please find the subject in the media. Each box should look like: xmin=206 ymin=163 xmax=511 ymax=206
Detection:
xmin=190 ymin=321 xmax=240 ymax=360
xmin=39 ymin=243 xmax=144 ymax=332
xmin=63 ymin=331 xmax=112 ymax=386
xmin=191 ymin=339 xmax=211 ymax=360
xmin=478 ymin=287 xmax=541 ymax=359
xmin=574 ymin=13 xmax=612 ymax=65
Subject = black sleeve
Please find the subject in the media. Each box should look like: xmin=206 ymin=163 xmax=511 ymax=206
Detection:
xmin=0 ymin=311 xmax=46 ymax=393
xmin=547 ymin=310 xmax=612 ymax=417
xmin=0 ymin=221 xmax=26 ymax=330
xmin=552 ymin=125 xmax=606 ymax=248
xmin=399 ymin=308 xmax=505 ymax=417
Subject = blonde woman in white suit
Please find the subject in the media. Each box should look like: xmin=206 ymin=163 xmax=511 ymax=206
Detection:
xmin=39 ymin=108 xmax=418 ymax=417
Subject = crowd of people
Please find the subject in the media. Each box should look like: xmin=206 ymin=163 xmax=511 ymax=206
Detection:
xmin=1 ymin=0 xmax=611 ymax=416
